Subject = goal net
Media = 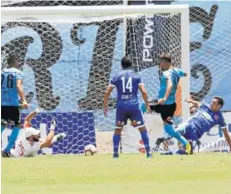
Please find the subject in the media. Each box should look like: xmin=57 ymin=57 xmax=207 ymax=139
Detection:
xmin=1 ymin=5 xmax=190 ymax=154
xmin=1 ymin=0 xmax=124 ymax=7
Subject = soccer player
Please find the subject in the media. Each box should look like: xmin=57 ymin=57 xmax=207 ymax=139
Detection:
xmin=150 ymin=53 xmax=191 ymax=154
xmin=8 ymin=108 xmax=67 ymax=157
xmin=103 ymin=56 xmax=152 ymax=158
xmin=1 ymin=54 xmax=28 ymax=156
xmin=177 ymin=97 xmax=231 ymax=152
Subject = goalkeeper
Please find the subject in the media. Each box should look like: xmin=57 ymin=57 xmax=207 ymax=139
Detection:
xmin=6 ymin=108 xmax=67 ymax=157
xmin=157 ymin=97 xmax=231 ymax=153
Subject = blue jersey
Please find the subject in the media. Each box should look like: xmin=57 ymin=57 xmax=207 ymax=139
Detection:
xmin=110 ymin=70 xmax=142 ymax=107
xmin=186 ymin=103 xmax=226 ymax=139
xmin=158 ymin=68 xmax=185 ymax=105
xmin=1 ymin=67 xmax=23 ymax=106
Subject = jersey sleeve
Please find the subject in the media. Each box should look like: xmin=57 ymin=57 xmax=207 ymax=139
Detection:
xmin=177 ymin=68 xmax=186 ymax=77
xmin=199 ymin=102 xmax=209 ymax=109
xmin=162 ymin=71 xmax=171 ymax=79
xmin=219 ymin=114 xmax=227 ymax=129
xmin=137 ymin=75 xmax=144 ymax=86
xmin=16 ymin=71 xmax=23 ymax=80
xmin=109 ymin=75 xmax=116 ymax=87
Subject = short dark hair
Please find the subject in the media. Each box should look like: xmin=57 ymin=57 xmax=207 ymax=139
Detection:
xmin=7 ymin=54 xmax=18 ymax=66
xmin=121 ymin=56 xmax=132 ymax=69
xmin=160 ymin=53 xmax=171 ymax=63
xmin=214 ymin=96 xmax=224 ymax=108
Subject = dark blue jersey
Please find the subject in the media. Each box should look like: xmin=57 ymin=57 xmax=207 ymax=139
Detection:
xmin=186 ymin=103 xmax=226 ymax=139
xmin=110 ymin=70 xmax=143 ymax=107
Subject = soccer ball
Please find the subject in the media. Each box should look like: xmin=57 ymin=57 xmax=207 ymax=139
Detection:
xmin=84 ymin=144 xmax=97 ymax=156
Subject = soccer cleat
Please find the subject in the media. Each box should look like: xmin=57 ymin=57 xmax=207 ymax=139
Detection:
xmin=147 ymin=153 xmax=153 ymax=158
xmin=56 ymin=133 xmax=67 ymax=141
xmin=1 ymin=150 xmax=11 ymax=158
xmin=52 ymin=133 xmax=67 ymax=143
xmin=113 ymin=153 xmax=119 ymax=158
xmin=185 ymin=142 xmax=192 ymax=155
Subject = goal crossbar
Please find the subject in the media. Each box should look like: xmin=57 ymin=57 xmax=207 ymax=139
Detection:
xmin=2 ymin=5 xmax=189 ymax=21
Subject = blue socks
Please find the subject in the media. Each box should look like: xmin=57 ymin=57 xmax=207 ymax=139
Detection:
xmin=1 ymin=125 xmax=5 ymax=134
xmin=113 ymin=134 xmax=121 ymax=154
xmin=164 ymin=124 xmax=188 ymax=146
xmin=4 ymin=126 xmax=20 ymax=153
xmin=140 ymin=130 xmax=150 ymax=154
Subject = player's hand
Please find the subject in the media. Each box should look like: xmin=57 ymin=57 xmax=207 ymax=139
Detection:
xmin=50 ymin=118 xmax=56 ymax=130
xmin=35 ymin=107 xmax=43 ymax=113
xmin=158 ymin=98 xmax=166 ymax=105
xmin=146 ymin=105 xmax=151 ymax=113
xmin=185 ymin=98 xmax=192 ymax=103
xmin=103 ymin=106 xmax=108 ymax=117
xmin=21 ymin=100 xmax=29 ymax=109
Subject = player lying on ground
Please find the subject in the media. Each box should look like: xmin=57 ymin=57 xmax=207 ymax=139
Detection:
xmin=1 ymin=54 xmax=29 ymax=157
xmin=6 ymin=108 xmax=67 ymax=157
xmin=148 ymin=53 xmax=191 ymax=154
xmin=104 ymin=56 xmax=152 ymax=158
xmin=156 ymin=97 xmax=231 ymax=154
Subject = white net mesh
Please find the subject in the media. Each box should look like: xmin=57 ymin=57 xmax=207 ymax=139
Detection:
xmin=1 ymin=0 xmax=124 ymax=7
xmin=188 ymin=2 xmax=231 ymax=103
xmin=1 ymin=6 xmax=186 ymax=154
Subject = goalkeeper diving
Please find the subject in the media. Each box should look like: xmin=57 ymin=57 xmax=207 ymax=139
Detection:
xmin=156 ymin=97 xmax=231 ymax=154
xmin=7 ymin=108 xmax=67 ymax=157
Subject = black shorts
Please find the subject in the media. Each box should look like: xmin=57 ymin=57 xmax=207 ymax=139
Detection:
xmin=150 ymin=103 xmax=176 ymax=122
xmin=1 ymin=106 xmax=21 ymax=125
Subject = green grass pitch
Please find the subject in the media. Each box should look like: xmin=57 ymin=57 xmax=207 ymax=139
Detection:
xmin=2 ymin=154 xmax=231 ymax=194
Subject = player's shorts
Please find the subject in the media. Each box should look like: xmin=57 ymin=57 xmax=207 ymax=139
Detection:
xmin=176 ymin=124 xmax=199 ymax=141
xmin=115 ymin=105 xmax=144 ymax=129
xmin=150 ymin=102 xmax=176 ymax=122
xmin=1 ymin=106 xmax=21 ymax=125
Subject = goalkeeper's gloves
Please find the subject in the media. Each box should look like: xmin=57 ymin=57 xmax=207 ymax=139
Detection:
xmin=35 ymin=107 xmax=43 ymax=114
xmin=50 ymin=118 xmax=56 ymax=130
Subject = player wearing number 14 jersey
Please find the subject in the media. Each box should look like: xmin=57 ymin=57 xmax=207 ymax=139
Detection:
xmin=1 ymin=54 xmax=28 ymax=157
xmin=103 ymin=56 xmax=152 ymax=158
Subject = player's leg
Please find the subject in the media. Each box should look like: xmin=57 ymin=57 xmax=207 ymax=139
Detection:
xmin=161 ymin=103 xmax=191 ymax=154
xmin=1 ymin=106 xmax=8 ymax=133
xmin=113 ymin=107 xmax=126 ymax=158
xmin=1 ymin=120 xmax=7 ymax=134
xmin=131 ymin=108 xmax=152 ymax=158
xmin=113 ymin=127 xmax=123 ymax=158
xmin=3 ymin=107 xmax=21 ymax=153
xmin=40 ymin=129 xmax=55 ymax=148
xmin=40 ymin=129 xmax=67 ymax=149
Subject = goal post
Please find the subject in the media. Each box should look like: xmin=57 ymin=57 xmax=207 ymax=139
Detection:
xmin=1 ymin=5 xmax=190 ymax=154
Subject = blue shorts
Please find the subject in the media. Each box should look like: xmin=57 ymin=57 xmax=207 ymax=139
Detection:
xmin=115 ymin=105 xmax=144 ymax=129
xmin=176 ymin=124 xmax=199 ymax=141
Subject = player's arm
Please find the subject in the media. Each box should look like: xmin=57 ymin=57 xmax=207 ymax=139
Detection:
xmin=24 ymin=108 xmax=41 ymax=127
xmin=222 ymin=127 xmax=231 ymax=152
xmin=138 ymin=84 xmax=151 ymax=112
xmin=16 ymin=78 xmax=28 ymax=109
xmin=178 ymin=68 xmax=187 ymax=77
xmin=103 ymin=85 xmax=115 ymax=117
xmin=185 ymin=98 xmax=201 ymax=108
